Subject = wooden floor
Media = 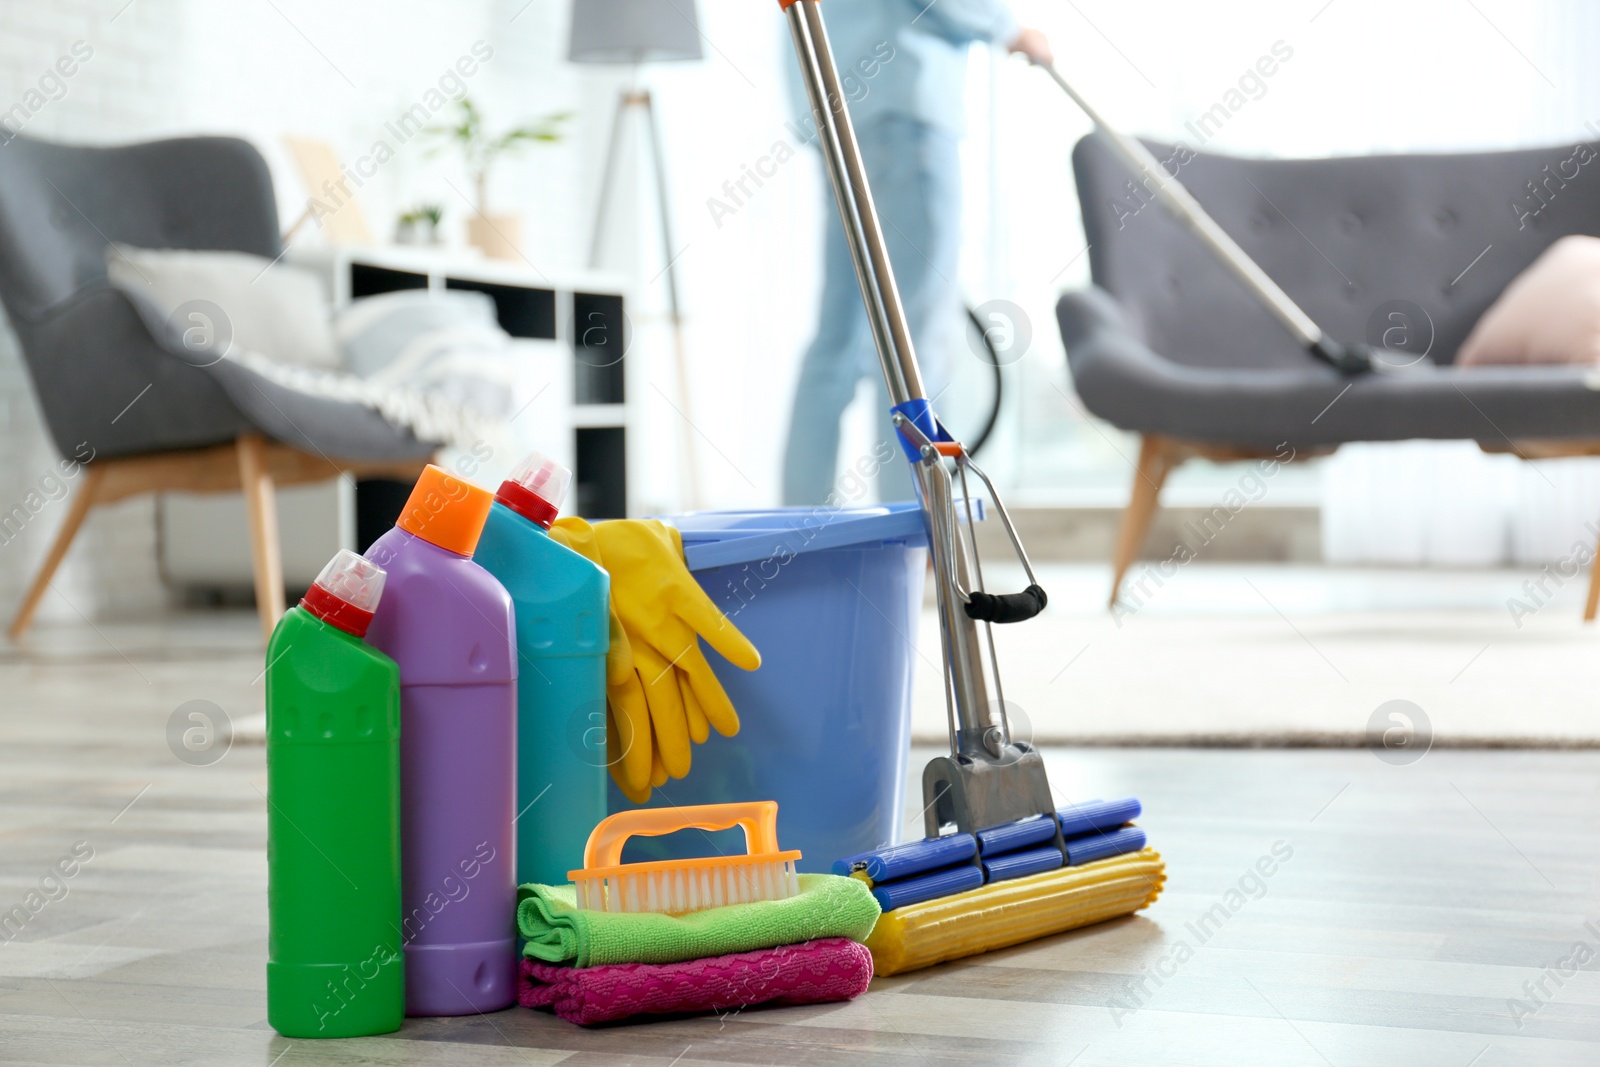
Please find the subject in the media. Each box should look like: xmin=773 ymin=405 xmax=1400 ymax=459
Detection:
xmin=2 ymin=612 xmax=1599 ymax=1065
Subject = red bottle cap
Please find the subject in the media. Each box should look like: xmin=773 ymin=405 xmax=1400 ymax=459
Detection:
xmin=495 ymin=450 xmax=572 ymax=530
xmin=299 ymin=550 xmax=386 ymax=638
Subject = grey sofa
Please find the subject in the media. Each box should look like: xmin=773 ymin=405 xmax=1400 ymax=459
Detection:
xmin=1057 ymin=132 xmax=1600 ymax=613
xmin=0 ymin=134 xmax=437 ymax=639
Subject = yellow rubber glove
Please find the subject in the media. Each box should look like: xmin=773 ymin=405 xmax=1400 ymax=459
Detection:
xmin=592 ymin=520 xmax=761 ymax=772
xmin=680 ymin=674 xmax=710 ymax=745
xmin=549 ymin=517 xmax=653 ymax=796
xmin=608 ymin=668 xmax=653 ymax=795
xmin=607 ymin=713 xmax=653 ymax=805
xmin=549 ymin=518 xmax=629 ymax=685
xmin=634 ymin=640 xmax=692 ymax=779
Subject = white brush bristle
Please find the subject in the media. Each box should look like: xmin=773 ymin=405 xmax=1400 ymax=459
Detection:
xmin=572 ymin=859 xmax=800 ymax=914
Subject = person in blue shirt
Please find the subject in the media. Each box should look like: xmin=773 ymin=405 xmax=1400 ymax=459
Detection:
xmin=782 ymin=0 xmax=1051 ymax=505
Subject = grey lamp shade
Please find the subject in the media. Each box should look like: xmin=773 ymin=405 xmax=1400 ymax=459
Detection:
xmin=568 ymin=0 xmax=704 ymax=64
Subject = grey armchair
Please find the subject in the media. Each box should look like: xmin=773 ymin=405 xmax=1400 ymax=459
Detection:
xmin=1056 ymin=132 xmax=1600 ymax=616
xmin=0 ymin=133 xmax=437 ymax=639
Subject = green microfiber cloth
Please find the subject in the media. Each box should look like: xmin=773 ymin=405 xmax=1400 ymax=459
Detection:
xmin=517 ymin=873 xmax=881 ymax=968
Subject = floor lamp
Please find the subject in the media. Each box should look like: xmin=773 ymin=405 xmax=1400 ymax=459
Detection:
xmin=570 ymin=0 xmax=704 ymax=508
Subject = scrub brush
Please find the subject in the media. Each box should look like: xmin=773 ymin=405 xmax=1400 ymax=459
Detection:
xmin=568 ymin=801 xmax=801 ymax=914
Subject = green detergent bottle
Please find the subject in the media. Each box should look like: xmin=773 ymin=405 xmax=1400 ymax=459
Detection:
xmin=266 ymin=549 xmax=403 ymax=1038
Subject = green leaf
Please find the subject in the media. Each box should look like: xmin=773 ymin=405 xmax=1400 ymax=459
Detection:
xmin=419 ymin=99 xmax=570 ymax=177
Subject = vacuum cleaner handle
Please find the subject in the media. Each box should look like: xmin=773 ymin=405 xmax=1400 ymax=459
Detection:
xmin=1033 ymin=60 xmax=1373 ymax=376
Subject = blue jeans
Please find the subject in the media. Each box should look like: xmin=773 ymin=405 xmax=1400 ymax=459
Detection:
xmin=782 ymin=116 xmax=961 ymax=505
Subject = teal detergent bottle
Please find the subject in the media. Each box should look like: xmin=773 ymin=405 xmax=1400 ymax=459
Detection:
xmin=473 ymin=452 xmax=609 ymax=887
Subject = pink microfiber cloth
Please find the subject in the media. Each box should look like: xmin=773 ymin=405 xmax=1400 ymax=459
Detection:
xmin=518 ymin=937 xmax=873 ymax=1026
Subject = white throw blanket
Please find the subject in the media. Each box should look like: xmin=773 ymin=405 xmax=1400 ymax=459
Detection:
xmin=105 ymin=245 xmax=514 ymax=450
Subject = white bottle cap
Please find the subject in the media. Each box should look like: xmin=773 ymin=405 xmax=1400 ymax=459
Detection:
xmin=507 ymin=450 xmax=572 ymax=510
xmin=313 ymin=549 xmax=386 ymax=614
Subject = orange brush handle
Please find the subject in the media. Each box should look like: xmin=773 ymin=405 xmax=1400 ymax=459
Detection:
xmin=583 ymin=801 xmax=782 ymax=869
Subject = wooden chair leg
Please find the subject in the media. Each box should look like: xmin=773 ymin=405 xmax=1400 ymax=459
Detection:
xmin=237 ymin=434 xmax=285 ymax=641
xmin=1110 ymin=435 xmax=1177 ymax=607
xmin=1586 ymin=526 xmax=1600 ymax=623
xmin=7 ymin=465 xmax=108 ymax=640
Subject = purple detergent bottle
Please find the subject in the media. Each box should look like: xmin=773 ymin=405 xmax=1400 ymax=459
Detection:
xmin=363 ymin=464 xmax=518 ymax=1017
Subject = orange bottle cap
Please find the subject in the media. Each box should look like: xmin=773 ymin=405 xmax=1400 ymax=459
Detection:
xmin=395 ymin=464 xmax=493 ymax=557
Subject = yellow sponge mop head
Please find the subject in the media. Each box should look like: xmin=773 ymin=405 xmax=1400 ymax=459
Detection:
xmin=864 ymin=848 xmax=1166 ymax=976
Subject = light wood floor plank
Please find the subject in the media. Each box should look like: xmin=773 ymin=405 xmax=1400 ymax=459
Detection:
xmin=2 ymin=612 xmax=1597 ymax=1064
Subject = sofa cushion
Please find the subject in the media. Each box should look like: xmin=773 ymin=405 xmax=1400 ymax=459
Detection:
xmin=1057 ymin=285 xmax=1600 ymax=448
xmin=106 ymin=244 xmax=341 ymax=370
xmin=1458 ymin=235 xmax=1600 ymax=366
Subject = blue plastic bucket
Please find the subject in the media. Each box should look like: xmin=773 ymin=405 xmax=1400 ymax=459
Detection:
xmin=607 ymin=503 xmax=928 ymax=872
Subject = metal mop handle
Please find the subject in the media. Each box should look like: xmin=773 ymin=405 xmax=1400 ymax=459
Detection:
xmin=782 ymin=1 xmax=921 ymax=409
xmin=783 ymin=0 xmax=1059 ymax=836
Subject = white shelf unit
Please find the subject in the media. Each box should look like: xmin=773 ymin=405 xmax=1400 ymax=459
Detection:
xmin=158 ymin=247 xmax=639 ymax=593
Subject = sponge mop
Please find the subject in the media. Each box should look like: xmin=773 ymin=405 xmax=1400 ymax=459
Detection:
xmin=864 ymin=848 xmax=1166 ymax=976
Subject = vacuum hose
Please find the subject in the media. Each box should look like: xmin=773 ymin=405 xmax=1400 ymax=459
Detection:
xmin=963 ymin=304 xmax=1005 ymax=458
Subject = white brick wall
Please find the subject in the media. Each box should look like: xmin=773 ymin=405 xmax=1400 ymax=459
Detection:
xmin=0 ymin=0 xmax=836 ymax=625
xmin=0 ymin=0 xmax=587 ymax=622
xmin=0 ymin=0 xmax=179 ymax=623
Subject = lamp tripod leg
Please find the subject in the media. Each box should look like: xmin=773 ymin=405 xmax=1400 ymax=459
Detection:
xmin=588 ymin=90 xmax=633 ymax=270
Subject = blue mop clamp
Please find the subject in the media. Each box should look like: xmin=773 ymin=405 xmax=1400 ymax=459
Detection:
xmin=833 ymin=830 xmax=977 ymax=882
xmin=982 ymin=844 xmax=1064 ymax=883
xmin=1065 ymin=826 xmax=1147 ymax=867
xmin=869 ymin=864 xmax=984 ymax=912
xmin=1059 ymin=797 xmax=1142 ymax=837
xmin=889 ymin=398 xmax=948 ymax=463
xmin=834 ymin=798 xmax=1145 ymax=913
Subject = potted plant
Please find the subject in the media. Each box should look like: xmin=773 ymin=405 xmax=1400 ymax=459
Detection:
xmin=395 ymin=207 xmax=421 ymax=245
xmin=427 ymin=98 xmax=568 ymax=261
xmin=395 ymin=203 xmax=444 ymax=246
